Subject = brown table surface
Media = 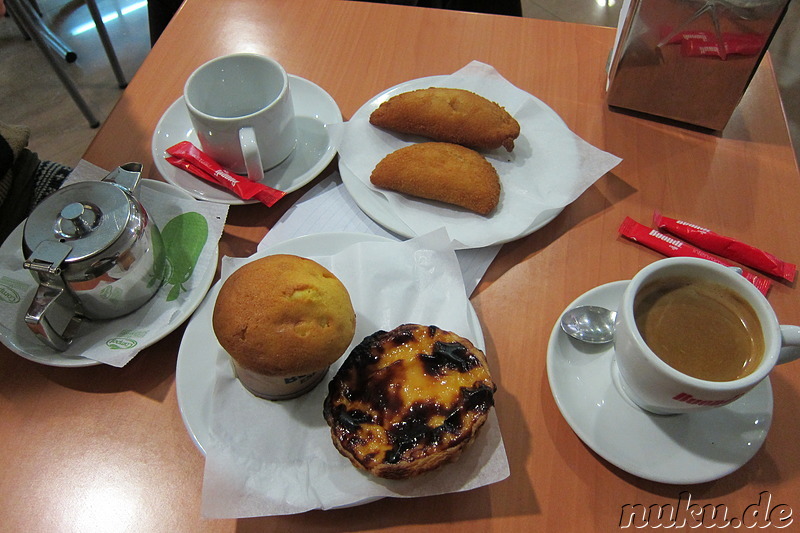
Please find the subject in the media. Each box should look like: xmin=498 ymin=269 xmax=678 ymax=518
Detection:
xmin=3 ymin=0 xmax=800 ymax=531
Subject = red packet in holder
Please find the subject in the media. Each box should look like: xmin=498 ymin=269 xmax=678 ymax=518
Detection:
xmin=680 ymin=38 xmax=762 ymax=59
xmin=653 ymin=212 xmax=796 ymax=282
xmin=165 ymin=141 xmax=286 ymax=207
xmin=619 ymin=217 xmax=772 ymax=296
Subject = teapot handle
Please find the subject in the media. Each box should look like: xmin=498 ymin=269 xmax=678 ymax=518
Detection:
xmin=25 ymin=282 xmax=82 ymax=352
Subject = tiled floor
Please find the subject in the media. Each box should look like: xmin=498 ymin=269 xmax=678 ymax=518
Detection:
xmin=1 ymin=0 xmax=798 ymax=169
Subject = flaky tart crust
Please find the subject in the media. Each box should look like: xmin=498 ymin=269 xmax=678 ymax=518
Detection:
xmin=323 ymin=324 xmax=496 ymax=479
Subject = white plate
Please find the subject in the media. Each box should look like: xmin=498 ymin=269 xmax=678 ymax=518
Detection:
xmin=0 ymin=180 xmax=218 ymax=367
xmin=152 ymin=75 xmax=342 ymax=204
xmin=175 ymin=232 xmax=486 ymax=454
xmin=339 ymin=75 xmax=565 ymax=241
xmin=547 ymin=280 xmax=773 ymax=484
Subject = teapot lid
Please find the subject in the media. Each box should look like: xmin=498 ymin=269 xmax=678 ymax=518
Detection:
xmin=23 ymin=181 xmax=135 ymax=263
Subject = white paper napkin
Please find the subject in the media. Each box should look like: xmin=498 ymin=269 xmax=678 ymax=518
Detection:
xmin=338 ymin=60 xmax=622 ymax=249
xmin=0 ymin=161 xmax=228 ymax=367
xmin=201 ymin=230 xmax=509 ymax=518
xmin=260 ymin=172 xmax=502 ymax=296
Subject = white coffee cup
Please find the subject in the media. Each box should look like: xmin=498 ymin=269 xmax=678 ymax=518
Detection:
xmin=184 ymin=53 xmax=297 ymax=180
xmin=613 ymin=257 xmax=800 ymax=415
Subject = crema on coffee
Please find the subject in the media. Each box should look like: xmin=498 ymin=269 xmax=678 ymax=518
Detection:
xmin=634 ymin=277 xmax=764 ymax=382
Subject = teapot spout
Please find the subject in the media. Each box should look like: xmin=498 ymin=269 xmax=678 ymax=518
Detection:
xmin=102 ymin=162 xmax=143 ymax=196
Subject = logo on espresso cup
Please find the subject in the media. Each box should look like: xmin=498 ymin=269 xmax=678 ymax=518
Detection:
xmin=671 ymin=391 xmax=745 ymax=407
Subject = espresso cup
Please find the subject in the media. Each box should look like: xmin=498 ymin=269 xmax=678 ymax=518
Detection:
xmin=184 ymin=53 xmax=297 ymax=179
xmin=613 ymin=257 xmax=800 ymax=415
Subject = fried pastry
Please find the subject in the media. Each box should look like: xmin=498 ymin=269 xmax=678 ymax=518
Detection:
xmin=323 ymin=324 xmax=496 ymax=479
xmin=370 ymin=142 xmax=500 ymax=215
xmin=369 ymin=87 xmax=520 ymax=151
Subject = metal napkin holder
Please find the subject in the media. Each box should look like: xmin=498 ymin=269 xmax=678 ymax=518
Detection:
xmin=606 ymin=0 xmax=791 ymax=131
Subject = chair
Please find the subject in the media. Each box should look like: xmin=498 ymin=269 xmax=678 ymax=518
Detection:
xmin=5 ymin=0 xmax=129 ymax=128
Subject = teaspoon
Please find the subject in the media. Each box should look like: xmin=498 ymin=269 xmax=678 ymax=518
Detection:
xmin=560 ymin=305 xmax=617 ymax=344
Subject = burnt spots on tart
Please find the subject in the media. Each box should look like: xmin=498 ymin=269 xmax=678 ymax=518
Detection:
xmin=323 ymin=324 xmax=496 ymax=479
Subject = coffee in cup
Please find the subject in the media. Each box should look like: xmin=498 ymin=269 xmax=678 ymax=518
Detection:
xmin=634 ymin=276 xmax=764 ymax=382
xmin=184 ymin=53 xmax=297 ymax=180
xmin=614 ymin=257 xmax=800 ymax=415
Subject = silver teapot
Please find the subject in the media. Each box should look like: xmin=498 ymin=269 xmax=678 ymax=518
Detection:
xmin=22 ymin=163 xmax=165 ymax=351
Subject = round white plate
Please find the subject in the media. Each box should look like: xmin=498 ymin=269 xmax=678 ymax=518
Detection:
xmin=175 ymin=232 xmax=486 ymax=454
xmin=339 ymin=75 xmax=565 ymax=241
xmin=547 ymin=280 xmax=773 ymax=484
xmin=0 ymin=180 xmax=218 ymax=367
xmin=152 ymin=75 xmax=342 ymax=204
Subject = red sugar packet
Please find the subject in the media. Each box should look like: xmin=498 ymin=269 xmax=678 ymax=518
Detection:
xmin=619 ymin=217 xmax=772 ymax=296
xmin=660 ymin=27 xmax=764 ymax=46
xmin=658 ymin=27 xmax=763 ymax=60
xmin=165 ymin=141 xmax=286 ymax=207
xmin=680 ymin=38 xmax=761 ymax=58
xmin=653 ymin=212 xmax=796 ymax=282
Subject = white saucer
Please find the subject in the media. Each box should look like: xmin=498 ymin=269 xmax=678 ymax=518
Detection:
xmin=152 ymin=75 xmax=342 ymax=205
xmin=546 ymin=280 xmax=773 ymax=484
xmin=339 ymin=74 xmax=566 ymax=243
xmin=175 ymin=233 xmax=486 ymax=454
xmin=0 ymin=180 xmax=218 ymax=367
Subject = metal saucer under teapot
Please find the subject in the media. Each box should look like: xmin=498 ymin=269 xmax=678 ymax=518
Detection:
xmin=22 ymin=163 xmax=165 ymax=351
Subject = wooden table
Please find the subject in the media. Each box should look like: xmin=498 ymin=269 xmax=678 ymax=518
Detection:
xmin=2 ymin=0 xmax=799 ymax=530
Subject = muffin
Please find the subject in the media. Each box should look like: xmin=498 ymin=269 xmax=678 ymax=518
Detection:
xmin=213 ymin=254 xmax=356 ymax=400
xmin=323 ymin=324 xmax=496 ymax=479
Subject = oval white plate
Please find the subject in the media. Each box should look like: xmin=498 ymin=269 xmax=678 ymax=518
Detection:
xmin=0 ymin=180 xmax=218 ymax=367
xmin=339 ymin=75 xmax=566 ymax=242
xmin=175 ymin=232 xmax=485 ymax=454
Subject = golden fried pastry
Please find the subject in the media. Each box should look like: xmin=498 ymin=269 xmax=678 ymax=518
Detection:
xmin=323 ymin=324 xmax=496 ymax=479
xmin=369 ymin=87 xmax=520 ymax=151
xmin=370 ymin=142 xmax=501 ymax=215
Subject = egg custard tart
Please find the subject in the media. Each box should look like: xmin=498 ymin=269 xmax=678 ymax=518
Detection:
xmin=323 ymin=324 xmax=496 ymax=479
